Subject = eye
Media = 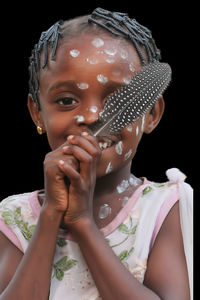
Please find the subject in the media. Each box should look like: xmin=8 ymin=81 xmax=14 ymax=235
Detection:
xmin=56 ymin=97 xmax=78 ymax=107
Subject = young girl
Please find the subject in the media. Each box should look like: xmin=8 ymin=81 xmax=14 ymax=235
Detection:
xmin=0 ymin=8 xmax=193 ymax=300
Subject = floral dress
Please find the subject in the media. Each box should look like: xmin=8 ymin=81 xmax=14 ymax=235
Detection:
xmin=0 ymin=168 xmax=193 ymax=300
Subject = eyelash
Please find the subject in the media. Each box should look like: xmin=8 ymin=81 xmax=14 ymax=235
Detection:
xmin=55 ymin=97 xmax=78 ymax=107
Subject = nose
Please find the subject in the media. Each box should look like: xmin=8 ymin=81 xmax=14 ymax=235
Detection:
xmin=74 ymin=105 xmax=101 ymax=126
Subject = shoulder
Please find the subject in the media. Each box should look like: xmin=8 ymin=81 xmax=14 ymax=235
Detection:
xmin=0 ymin=191 xmax=41 ymax=252
xmin=142 ymin=168 xmax=192 ymax=299
xmin=144 ymin=201 xmax=190 ymax=299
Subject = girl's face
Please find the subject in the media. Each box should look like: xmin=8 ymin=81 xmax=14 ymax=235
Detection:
xmin=36 ymin=33 xmax=148 ymax=177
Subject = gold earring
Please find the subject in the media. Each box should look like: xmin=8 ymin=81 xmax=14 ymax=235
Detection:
xmin=37 ymin=125 xmax=43 ymax=135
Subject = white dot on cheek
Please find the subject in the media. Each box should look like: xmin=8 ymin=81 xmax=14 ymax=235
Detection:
xmin=126 ymin=125 xmax=133 ymax=132
xmin=115 ymin=141 xmax=123 ymax=155
xmin=136 ymin=126 xmax=139 ymax=136
xmin=105 ymin=162 xmax=112 ymax=174
xmin=141 ymin=115 xmax=146 ymax=132
xmin=124 ymin=149 xmax=133 ymax=161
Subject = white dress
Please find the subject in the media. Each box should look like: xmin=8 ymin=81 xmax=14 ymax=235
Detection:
xmin=0 ymin=168 xmax=193 ymax=299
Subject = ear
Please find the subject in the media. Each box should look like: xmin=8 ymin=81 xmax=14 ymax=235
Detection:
xmin=27 ymin=94 xmax=45 ymax=132
xmin=144 ymin=96 xmax=165 ymax=134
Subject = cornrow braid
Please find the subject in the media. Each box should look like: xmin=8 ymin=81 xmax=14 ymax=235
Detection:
xmin=28 ymin=20 xmax=63 ymax=110
xmin=28 ymin=8 xmax=161 ymax=110
xmin=88 ymin=8 xmax=161 ymax=65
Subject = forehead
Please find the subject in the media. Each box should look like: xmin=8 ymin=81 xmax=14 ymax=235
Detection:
xmin=51 ymin=33 xmax=141 ymax=71
xmin=39 ymin=33 xmax=143 ymax=91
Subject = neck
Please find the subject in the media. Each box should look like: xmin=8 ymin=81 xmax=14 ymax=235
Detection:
xmin=94 ymin=162 xmax=132 ymax=199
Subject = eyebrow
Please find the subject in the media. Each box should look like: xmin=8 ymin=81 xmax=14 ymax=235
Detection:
xmin=48 ymin=80 xmax=77 ymax=94
xmin=48 ymin=79 xmax=126 ymax=94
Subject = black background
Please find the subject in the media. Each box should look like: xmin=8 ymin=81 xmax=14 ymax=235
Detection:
xmin=1 ymin=1 xmax=194 ymax=200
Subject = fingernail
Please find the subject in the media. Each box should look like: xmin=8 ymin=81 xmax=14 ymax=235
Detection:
xmin=63 ymin=146 xmax=69 ymax=151
xmin=59 ymin=160 xmax=65 ymax=165
xmin=67 ymin=135 xmax=74 ymax=140
xmin=81 ymin=131 xmax=89 ymax=136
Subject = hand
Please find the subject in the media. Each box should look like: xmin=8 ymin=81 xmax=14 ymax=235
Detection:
xmin=43 ymin=140 xmax=79 ymax=215
xmin=58 ymin=132 xmax=101 ymax=230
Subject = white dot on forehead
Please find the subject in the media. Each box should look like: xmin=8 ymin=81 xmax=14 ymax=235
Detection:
xmin=86 ymin=57 xmax=99 ymax=65
xmin=69 ymin=49 xmax=80 ymax=57
xmin=91 ymin=38 xmax=104 ymax=48
xmin=77 ymin=83 xmax=89 ymax=90
xmin=97 ymin=74 xmax=108 ymax=84
xmin=104 ymin=48 xmax=117 ymax=56
xmin=105 ymin=58 xmax=115 ymax=64
xmin=120 ymin=49 xmax=128 ymax=59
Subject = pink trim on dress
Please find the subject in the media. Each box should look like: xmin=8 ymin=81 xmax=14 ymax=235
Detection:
xmin=0 ymin=218 xmax=23 ymax=252
xmin=29 ymin=190 xmax=43 ymax=218
xmin=149 ymin=187 xmax=179 ymax=251
xmin=27 ymin=179 xmax=151 ymax=241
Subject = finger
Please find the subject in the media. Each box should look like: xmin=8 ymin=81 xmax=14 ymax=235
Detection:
xmin=58 ymin=159 xmax=81 ymax=186
xmin=62 ymin=145 xmax=94 ymax=182
xmin=65 ymin=134 xmax=101 ymax=161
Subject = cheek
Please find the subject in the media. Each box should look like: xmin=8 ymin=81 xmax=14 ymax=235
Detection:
xmin=42 ymin=112 xmax=72 ymax=149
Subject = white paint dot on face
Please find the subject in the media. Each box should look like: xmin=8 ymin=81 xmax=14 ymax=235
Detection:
xmin=115 ymin=141 xmax=123 ymax=155
xmin=105 ymin=162 xmax=112 ymax=174
xmin=141 ymin=114 xmax=146 ymax=132
xmin=104 ymin=48 xmax=117 ymax=56
xmin=77 ymin=83 xmax=89 ymax=90
xmin=123 ymin=75 xmax=132 ymax=85
xmin=89 ymin=106 xmax=98 ymax=113
xmin=86 ymin=57 xmax=99 ymax=65
xmin=124 ymin=149 xmax=132 ymax=161
xmin=136 ymin=126 xmax=139 ymax=136
xmin=69 ymin=49 xmax=80 ymax=57
xmin=74 ymin=115 xmax=85 ymax=122
xmin=105 ymin=58 xmax=115 ymax=64
xmin=97 ymin=74 xmax=108 ymax=84
xmin=126 ymin=125 xmax=133 ymax=132
xmin=120 ymin=49 xmax=128 ymax=60
xmin=91 ymin=38 xmax=104 ymax=48
xmin=129 ymin=62 xmax=135 ymax=73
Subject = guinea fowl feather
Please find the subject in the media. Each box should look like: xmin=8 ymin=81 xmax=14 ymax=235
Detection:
xmin=88 ymin=62 xmax=172 ymax=136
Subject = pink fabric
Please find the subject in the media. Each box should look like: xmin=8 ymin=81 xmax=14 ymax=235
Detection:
xmin=0 ymin=218 xmax=23 ymax=252
xmin=28 ymin=179 xmax=151 ymax=241
xmin=29 ymin=190 xmax=43 ymax=218
xmin=149 ymin=187 xmax=179 ymax=251
xmin=100 ymin=179 xmax=150 ymax=237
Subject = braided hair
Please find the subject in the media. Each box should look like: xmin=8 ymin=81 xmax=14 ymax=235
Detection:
xmin=28 ymin=7 xmax=161 ymax=110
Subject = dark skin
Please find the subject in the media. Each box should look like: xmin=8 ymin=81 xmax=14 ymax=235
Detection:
xmin=0 ymin=33 xmax=190 ymax=299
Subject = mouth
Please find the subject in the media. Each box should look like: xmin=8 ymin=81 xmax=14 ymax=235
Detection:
xmin=97 ymin=135 xmax=121 ymax=151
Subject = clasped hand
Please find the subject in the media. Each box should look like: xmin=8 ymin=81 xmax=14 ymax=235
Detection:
xmin=43 ymin=132 xmax=101 ymax=230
